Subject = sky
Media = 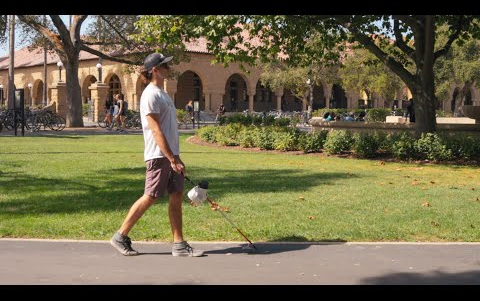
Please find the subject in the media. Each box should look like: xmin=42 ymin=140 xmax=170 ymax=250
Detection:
xmin=0 ymin=15 xmax=95 ymax=57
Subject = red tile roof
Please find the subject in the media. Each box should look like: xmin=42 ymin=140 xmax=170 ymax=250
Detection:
xmin=0 ymin=39 xmax=211 ymax=70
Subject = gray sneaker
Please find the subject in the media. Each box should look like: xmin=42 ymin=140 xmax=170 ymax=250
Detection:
xmin=110 ymin=232 xmax=139 ymax=256
xmin=172 ymin=241 xmax=205 ymax=257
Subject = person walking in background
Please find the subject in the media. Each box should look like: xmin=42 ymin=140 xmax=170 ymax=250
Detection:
xmin=215 ymin=104 xmax=226 ymax=123
xmin=110 ymin=52 xmax=204 ymax=257
xmin=405 ymin=98 xmax=415 ymax=123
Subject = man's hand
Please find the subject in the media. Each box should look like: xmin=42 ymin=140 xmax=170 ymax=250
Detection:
xmin=170 ymin=155 xmax=185 ymax=175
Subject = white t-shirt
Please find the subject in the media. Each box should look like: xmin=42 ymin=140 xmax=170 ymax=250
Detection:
xmin=140 ymin=83 xmax=179 ymax=162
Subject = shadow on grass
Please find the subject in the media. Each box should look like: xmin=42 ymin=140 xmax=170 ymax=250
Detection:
xmin=0 ymin=166 xmax=360 ymax=216
xmin=0 ymin=151 xmax=139 ymax=155
xmin=359 ymin=270 xmax=480 ymax=285
xmin=0 ymin=134 xmax=86 ymax=139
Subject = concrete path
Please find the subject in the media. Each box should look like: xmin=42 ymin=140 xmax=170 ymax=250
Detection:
xmin=1 ymin=239 xmax=480 ymax=284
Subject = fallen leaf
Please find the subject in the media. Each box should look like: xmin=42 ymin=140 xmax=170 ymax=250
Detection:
xmin=308 ymin=216 xmax=315 ymax=220
xmin=388 ymin=182 xmax=393 ymax=185
xmin=472 ymin=188 xmax=476 ymax=191
xmin=299 ymin=196 xmax=305 ymax=200
xmin=380 ymin=161 xmax=386 ymax=165
xmin=476 ymin=197 xmax=479 ymax=202
xmin=422 ymin=202 xmax=431 ymax=207
xmin=430 ymin=221 xmax=440 ymax=227
xmin=396 ymin=168 xmax=402 ymax=171
xmin=220 ymin=207 xmax=230 ymax=212
xmin=471 ymin=224 xmax=475 ymax=229
xmin=403 ymin=175 xmax=411 ymax=178
xmin=430 ymin=181 xmax=435 ymax=184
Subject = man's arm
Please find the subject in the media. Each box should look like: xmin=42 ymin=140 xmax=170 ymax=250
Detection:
xmin=145 ymin=113 xmax=185 ymax=174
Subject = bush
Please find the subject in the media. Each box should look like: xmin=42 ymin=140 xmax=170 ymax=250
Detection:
xmin=436 ymin=110 xmax=453 ymax=117
xmin=215 ymin=123 xmax=242 ymax=146
xmin=353 ymin=132 xmax=381 ymax=158
xmin=238 ymin=126 xmax=257 ymax=148
xmin=365 ymin=108 xmax=390 ymax=123
xmin=274 ymin=117 xmax=291 ymax=127
xmin=300 ymin=130 xmax=328 ymax=153
xmin=414 ymin=133 xmax=453 ymax=162
xmin=197 ymin=126 xmax=218 ymax=143
xmin=176 ymin=109 xmax=187 ymax=123
xmin=253 ymin=127 xmax=276 ymax=150
xmin=324 ymin=130 xmax=354 ymax=154
xmin=391 ymin=132 xmax=416 ymax=160
xmin=440 ymin=133 xmax=480 ymax=160
xmin=273 ymin=128 xmax=302 ymax=151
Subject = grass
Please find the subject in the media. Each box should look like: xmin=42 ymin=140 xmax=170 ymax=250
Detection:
xmin=0 ymin=133 xmax=479 ymax=242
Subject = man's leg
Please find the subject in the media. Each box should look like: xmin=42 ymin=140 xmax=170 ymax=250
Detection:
xmin=119 ymin=194 xmax=157 ymax=236
xmin=168 ymin=191 xmax=184 ymax=243
xmin=169 ymin=189 xmax=205 ymax=257
xmin=110 ymin=194 xmax=157 ymax=256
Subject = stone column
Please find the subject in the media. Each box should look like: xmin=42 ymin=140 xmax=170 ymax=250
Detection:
xmin=50 ymin=82 xmax=67 ymax=118
xmin=89 ymin=83 xmax=109 ymax=122
xmin=210 ymin=92 xmax=224 ymax=112
xmin=203 ymin=90 xmax=213 ymax=112
xmin=249 ymin=94 xmax=255 ymax=112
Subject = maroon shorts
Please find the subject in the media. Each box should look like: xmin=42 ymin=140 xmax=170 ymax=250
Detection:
xmin=144 ymin=158 xmax=184 ymax=198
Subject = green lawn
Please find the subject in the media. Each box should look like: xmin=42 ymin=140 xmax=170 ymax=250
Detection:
xmin=0 ymin=133 xmax=479 ymax=242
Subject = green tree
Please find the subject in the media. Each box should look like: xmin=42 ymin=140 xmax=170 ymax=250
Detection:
xmin=435 ymin=26 xmax=480 ymax=114
xmin=134 ymin=15 xmax=480 ymax=134
xmin=340 ymin=47 xmax=403 ymax=108
xmin=1 ymin=15 xmax=145 ymax=127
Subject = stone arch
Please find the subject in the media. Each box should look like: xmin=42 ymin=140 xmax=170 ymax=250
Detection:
xmin=32 ymin=79 xmax=44 ymax=106
xmin=175 ymin=70 xmax=204 ymax=110
xmin=312 ymin=83 xmax=325 ymax=110
xmin=253 ymin=79 xmax=276 ymax=111
xmin=224 ymin=73 xmax=248 ymax=112
xmin=331 ymin=84 xmax=347 ymax=109
xmin=82 ymin=75 xmax=97 ymax=104
xmin=105 ymin=73 xmax=122 ymax=101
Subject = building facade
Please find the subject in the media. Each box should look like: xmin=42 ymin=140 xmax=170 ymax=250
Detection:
xmin=1 ymin=45 xmax=479 ymax=121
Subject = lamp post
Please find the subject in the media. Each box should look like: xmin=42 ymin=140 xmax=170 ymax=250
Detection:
xmin=0 ymin=83 xmax=3 ymax=107
xmin=96 ymin=63 xmax=102 ymax=83
xmin=57 ymin=61 xmax=63 ymax=82
xmin=27 ymin=82 xmax=33 ymax=107
xmin=306 ymin=78 xmax=313 ymax=124
xmin=193 ymin=99 xmax=200 ymax=129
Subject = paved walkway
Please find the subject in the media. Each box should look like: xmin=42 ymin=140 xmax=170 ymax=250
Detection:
xmin=1 ymin=239 xmax=480 ymax=284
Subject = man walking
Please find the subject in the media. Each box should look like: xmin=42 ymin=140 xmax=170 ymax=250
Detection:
xmin=110 ymin=53 xmax=204 ymax=257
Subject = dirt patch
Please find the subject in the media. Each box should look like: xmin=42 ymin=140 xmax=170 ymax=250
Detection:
xmin=186 ymin=135 xmax=480 ymax=166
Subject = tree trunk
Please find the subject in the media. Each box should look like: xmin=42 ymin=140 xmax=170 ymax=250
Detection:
xmin=65 ymin=59 xmax=84 ymax=127
xmin=411 ymin=15 xmax=437 ymax=135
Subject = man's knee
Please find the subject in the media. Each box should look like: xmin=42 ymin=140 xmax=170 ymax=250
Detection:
xmin=143 ymin=194 xmax=158 ymax=206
